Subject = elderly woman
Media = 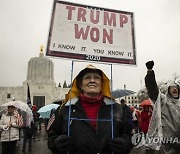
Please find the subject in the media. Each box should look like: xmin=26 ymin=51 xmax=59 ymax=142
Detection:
xmin=0 ymin=105 xmax=22 ymax=154
xmin=48 ymin=64 xmax=133 ymax=154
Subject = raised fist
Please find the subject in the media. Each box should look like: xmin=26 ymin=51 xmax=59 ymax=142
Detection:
xmin=146 ymin=61 xmax=154 ymax=70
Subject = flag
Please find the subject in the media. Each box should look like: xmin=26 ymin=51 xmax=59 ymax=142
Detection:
xmin=46 ymin=114 xmax=55 ymax=131
xmin=14 ymin=110 xmax=23 ymax=127
xmin=27 ymin=84 xmax=32 ymax=108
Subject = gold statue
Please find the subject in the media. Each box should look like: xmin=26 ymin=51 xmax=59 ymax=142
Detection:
xmin=40 ymin=45 xmax=44 ymax=53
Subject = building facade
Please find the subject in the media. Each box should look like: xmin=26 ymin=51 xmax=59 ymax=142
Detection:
xmin=0 ymin=51 xmax=69 ymax=109
xmin=115 ymin=94 xmax=140 ymax=107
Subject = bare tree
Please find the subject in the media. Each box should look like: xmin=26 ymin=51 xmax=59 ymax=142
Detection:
xmin=63 ymin=81 xmax=68 ymax=88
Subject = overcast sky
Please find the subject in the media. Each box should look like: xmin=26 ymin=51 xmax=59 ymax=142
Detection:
xmin=0 ymin=0 xmax=180 ymax=92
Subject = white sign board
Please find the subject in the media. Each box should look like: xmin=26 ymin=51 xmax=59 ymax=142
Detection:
xmin=47 ymin=1 xmax=136 ymax=65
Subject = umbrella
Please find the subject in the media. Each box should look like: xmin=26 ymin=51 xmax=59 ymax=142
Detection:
xmin=37 ymin=104 xmax=60 ymax=118
xmin=1 ymin=101 xmax=33 ymax=126
xmin=1 ymin=100 xmax=32 ymax=114
xmin=140 ymin=99 xmax=153 ymax=107
xmin=111 ymin=89 xmax=136 ymax=98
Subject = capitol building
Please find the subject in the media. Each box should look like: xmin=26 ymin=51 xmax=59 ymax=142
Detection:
xmin=0 ymin=49 xmax=69 ymax=109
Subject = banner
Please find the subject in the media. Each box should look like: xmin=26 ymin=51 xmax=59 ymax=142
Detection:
xmin=46 ymin=1 xmax=136 ymax=65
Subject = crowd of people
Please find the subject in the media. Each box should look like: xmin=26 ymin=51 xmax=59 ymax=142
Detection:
xmin=122 ymin=99 xmax=153 ymax=136
xmin=47 ymin=64 xmax=156 ymax=154
xmin=47 ymin=62 xmax=180 ymax=154
xmin=0 ymin=61 xmax=180 ymax=154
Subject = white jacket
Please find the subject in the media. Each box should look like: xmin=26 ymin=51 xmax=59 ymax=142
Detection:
xmin=0 ymin=112 xmax=20 ymax=142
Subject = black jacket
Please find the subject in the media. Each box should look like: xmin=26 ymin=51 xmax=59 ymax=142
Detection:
xmin=145 ymin=70 xmax=159 ymax=102
xmin=48 ymin=97 xmax=133 ymax=154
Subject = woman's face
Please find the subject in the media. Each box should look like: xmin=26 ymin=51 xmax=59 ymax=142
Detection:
xmin=80 ymin=72 xmax=102 ymax=97
xmin=7 ymin=106 xmax=16 ymax=113
xmin=169 ymin=85 xmax=179 ymax=98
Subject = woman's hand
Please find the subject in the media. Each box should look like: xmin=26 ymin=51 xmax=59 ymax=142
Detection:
xmin=7 ymin=122 xmax=12 ymax=128
xmin=3 ymin=125 xmax=9 ymax=130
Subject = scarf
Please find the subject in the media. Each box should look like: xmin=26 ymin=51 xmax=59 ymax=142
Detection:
xmin=80 ymin=94 xmax=104 ymax=130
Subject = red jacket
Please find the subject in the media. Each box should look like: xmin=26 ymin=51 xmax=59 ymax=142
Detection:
xmin=140 ymin=110 xmax=152 ymax=134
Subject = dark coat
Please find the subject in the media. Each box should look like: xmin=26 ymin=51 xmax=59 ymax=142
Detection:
xmin=122 ymin=104 xmax=133 ymax=127
xmin=48 ymin=97 xmax=133 ymax=154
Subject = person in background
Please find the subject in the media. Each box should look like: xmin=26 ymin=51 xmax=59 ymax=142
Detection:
xmin=136 ymin=106 xmax=142 ymax=130
xmin=145 ymin=60 xmax=180 ymax=153
xmin=21 ymin=112 xmax=34 ymax=152
xmin=44 ymin=118 xmax=49 ymax=131
xmin=139 ymin=105 xmax=152 ymax=135
xmin=32 ymin=105 xmax=40 ymax=140
xmin=130 ymin=106 xmax=140 ymax=134
xmin=0 ymin=105 xmax=23 ymax=154
xmin=120 ymin=99 xmax=133 ymax=130
xmin=48 ymin=64 xmax=133 ymax=154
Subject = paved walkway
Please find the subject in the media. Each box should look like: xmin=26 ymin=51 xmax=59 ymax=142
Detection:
xmin=17 ymin=124 xmax=51 ymax=154
xmin=130 ymin=146 xmax=160 ymax=154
